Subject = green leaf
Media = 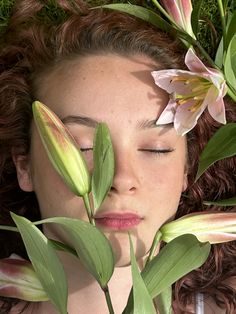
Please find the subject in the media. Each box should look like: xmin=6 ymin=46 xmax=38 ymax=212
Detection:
xmin=49 ymin=238 xmax=77 ymax=256
xmin=215 ymin=36 xmax=224 ymax=68
xmin=92 ymin=123 xmax=115 ymax=210
xmin=204 ymin=196 xmax=236 ymax=206
xmin=38 ymin=217 xmax=114 ymax=288
xmin=11 ymin=213 xmax=68 ymax=314
xmin=154 ymin=287 xmax=172 ymax=314
xmin=141 ymin=235 xmax=210 ymax=298
xmin=124 ymin=235 xmax=210 ymax=313
xmin=129 ymin=235 xmax=156 ymax=314
xmin=226 ymin=9 xmax=236 ymax=49
xmin=96 ymin=4 xmax=172 ymax=32
xmin=215 ymin=11 xmax=233 ymax=68
xmin=223 ymin=0 xmax=230 ymax=10
xmin=196 ymin=123 xmax=236 ymax=180
xmin=191 ymin=0 xmax=203 ymax=36
xmin=224 ymin=34 xmax=236 ymax=89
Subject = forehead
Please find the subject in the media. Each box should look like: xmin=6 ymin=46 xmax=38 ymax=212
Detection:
xmin=35 ymin=54 xmax=169 ymax=125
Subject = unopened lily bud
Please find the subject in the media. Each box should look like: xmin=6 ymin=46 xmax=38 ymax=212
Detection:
xmin=32 ymin=101 xmax=91 ymax=197
xmin=161 ymin=0 xmax=195 ymax=38
xmin=160 ymin=212 xmax=236 ymax=244
xmin=0 ymin=254 xmax=48 ymax=301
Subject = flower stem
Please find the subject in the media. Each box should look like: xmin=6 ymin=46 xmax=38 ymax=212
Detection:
xmin=0 ymin=225 xmax=18 ymax=232
xmin=145 ymin=230 xmax=162 ymax=266
xmin=217 ymin=0 xmax=227 ymax=51
xmin=102 ymin=285 xmax=115 ymax=314
xmin=83 ymin=193 xmax=95 ymax=226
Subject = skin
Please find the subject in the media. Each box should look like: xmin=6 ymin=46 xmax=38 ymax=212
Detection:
xmin=14 ymin=54 xmax=188 ymax=313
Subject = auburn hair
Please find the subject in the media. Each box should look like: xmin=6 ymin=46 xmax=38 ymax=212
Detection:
xmin=0 ymin=0 xmax=236 ymax=312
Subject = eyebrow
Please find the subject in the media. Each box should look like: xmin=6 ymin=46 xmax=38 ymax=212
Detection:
xmin=61 ymin=115 xmax=173 ymax=130
xmin=61 ymin=115 xmax=98 ymax=128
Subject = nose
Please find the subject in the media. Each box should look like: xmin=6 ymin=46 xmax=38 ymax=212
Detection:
xmin=109 ymin=152 xmax=139 ymax=195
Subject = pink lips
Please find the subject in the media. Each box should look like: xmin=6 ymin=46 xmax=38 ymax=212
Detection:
xmin=95 ymin=213 xmax=142 ymax=230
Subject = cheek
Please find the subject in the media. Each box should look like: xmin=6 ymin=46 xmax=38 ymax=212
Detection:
xmin=144 ymin=159 xmax=186 ymax=209
xmin=144 ymin=158 xmax=185 ymax=186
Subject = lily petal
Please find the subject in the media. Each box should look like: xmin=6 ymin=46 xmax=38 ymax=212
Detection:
xmin=185 ymin=48 xmax=210 ymax=73
xmin=207 ymin=87 xmax=227 ymax=124
xmin=162 ymin=0 xmax=183 ymax=25
xmin=174 ymin=99 xmax=207 ymax=135
xmin=156 ymin=99 xmax=176 ymax=125
xmin=152 ymin=70 xmax=194 ymax=94
xmin=196 ymin=232 xmax=236 ymax=244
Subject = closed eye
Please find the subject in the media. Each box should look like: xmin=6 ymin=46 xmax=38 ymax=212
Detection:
xmin=138 ymin=148 xmax=174 ymax=154
xmin=80 ymin=147 xmax=93 ymax=152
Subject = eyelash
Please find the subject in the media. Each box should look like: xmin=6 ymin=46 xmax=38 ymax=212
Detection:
xmin=80 ymin=147 xmax=93 ymax=152
xmin=80 ymin=148 xmax=174 ymax=155
xmin=138 ymin=148 xmax=174 ymax=155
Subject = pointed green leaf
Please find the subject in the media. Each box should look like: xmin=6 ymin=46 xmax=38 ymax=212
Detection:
xmin=223 ymin=0 xmax=230 ymax=10
xmin=96 ymin=4 xmax=172 ymax=32
xmin=154 ymin=287 xmax=172 ymax=314
xmin=204 ymin=196 xmax=236 ymax=206
xmin=215 ymin=11 xmax=233 ymax=68
xmin=196 ymin=123 xmax=236 ymax=180
xmin=191 ymin=0 xmax=203 ymax=36
xmin=124 ymin=235 xmax=210 ymax=313
xmin=129 ymin=235 xmax=156 ymax=314
xmin=92 ymin=123 xmax=115 ymax=210
xmin=11 ymin=213 xmax=68 ymax=314
xmin=49 ymin=238 xmax=77 ymax=256
xmin=38 ymin=217 xmax=114 ymax=288
xmin=141 ymin=235 xmax=210 ymax=298
xmin=224 ymin=34 xmax=236 ymax=89
xmin=215 ymin=36 xmax=224 ymax=68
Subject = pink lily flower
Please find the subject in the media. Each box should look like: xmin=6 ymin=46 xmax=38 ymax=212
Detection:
xmin=151 ymin=48 xmax=227 ymax=135
xmin=160 ymin=212 xmax=236 ymax=244
xmin=32 ymin=101 xmax=91 ymax=197
xmin=161 ymin=0 xmax=195 ymax=37
xmin=0 ymin=254 xmax=48 ymax=301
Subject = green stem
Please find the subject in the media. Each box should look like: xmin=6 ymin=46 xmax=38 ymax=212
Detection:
xmin=217 ymin=0 xmax=227 ymax=51
xmin=0 ymin=225 xmax=18 ymax=232
xmin=145 ymin=230 xmax=162 ymax=266
xmin=83 ymin=193 xmax=95 ymax=226
xmin=103 ymin=285 xmax=115 ymax=314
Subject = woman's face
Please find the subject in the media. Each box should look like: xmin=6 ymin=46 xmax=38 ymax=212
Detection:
xmin=16 ymin=54 xmax=187 ymax=266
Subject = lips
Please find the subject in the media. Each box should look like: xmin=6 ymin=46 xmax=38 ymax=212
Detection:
xmin=94 ymin=212 xmax=142 ymax=230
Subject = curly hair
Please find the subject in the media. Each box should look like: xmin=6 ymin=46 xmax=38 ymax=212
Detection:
xmin=0 ymin=0 xmax=236 ymax=312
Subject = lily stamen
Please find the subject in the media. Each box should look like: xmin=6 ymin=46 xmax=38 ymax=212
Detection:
xmin=152 ymin=48 xmax=227 ymax=135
